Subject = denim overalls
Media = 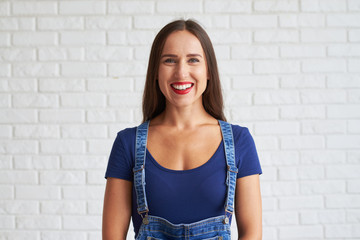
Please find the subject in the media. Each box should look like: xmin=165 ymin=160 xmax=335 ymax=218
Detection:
xmin=133 ymin=120 xmax=238 ymax=240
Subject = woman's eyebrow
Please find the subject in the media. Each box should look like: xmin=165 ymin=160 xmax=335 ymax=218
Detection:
xmin=161 ymin=53 xmax=203 ymax=58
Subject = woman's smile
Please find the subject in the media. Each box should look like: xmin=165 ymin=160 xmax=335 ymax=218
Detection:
xmin=170 ymin=82 xmax=194 ymax=94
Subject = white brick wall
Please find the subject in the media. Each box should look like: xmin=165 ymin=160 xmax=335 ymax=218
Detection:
xmin=0 ymin=0 xmax=359 ymax=239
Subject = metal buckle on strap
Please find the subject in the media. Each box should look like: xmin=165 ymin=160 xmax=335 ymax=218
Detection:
xmin=138 ymin=209 xmax=149 ymax=225
xmin=227 ymin=165 xmax=238 ymax=173
xmin=133 ymin=165 xmax=145 ymax=173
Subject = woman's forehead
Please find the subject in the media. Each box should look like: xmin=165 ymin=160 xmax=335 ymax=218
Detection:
xmin=162 ymin=30 xmax=204 ymax=54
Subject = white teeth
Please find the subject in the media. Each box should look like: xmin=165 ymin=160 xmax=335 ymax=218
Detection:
xmin=172 ymin=84 xmax=192 ymax=90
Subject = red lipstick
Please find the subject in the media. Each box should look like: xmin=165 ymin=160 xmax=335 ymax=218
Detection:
xmin=170 ymin=82 xmax=194 ymax=95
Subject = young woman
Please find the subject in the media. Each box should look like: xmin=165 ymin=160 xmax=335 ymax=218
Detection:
xmin=103 ymin=19 xmax=262 ymax=240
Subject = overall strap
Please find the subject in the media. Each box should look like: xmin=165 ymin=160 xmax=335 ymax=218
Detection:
xmin=218 ymin=120 xmax=238 ymax=217
xmin=133 ymin=121 xmax=150 ymax=215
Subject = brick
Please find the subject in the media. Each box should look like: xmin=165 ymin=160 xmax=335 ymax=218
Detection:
xmin=0 ymin=186 xmax=13 ymax=199
xmin=0 ymin=215 xmax=15 ymax=229
xmin=157 ymin=1 xmax=202 ymax=13
xmin=231 ymin=15 xmax=277 ymax=28
xmin=40 ymin=171 xmax=86 ymax=185
xmin=5 ymin=78 xmax=37 ymax=92
xmin=109 ymin=93 xmax=141 ymax=107
xmin=254 ymin=0 xmax=298 ymax=12
xmin=61 ymin=124 xmax=106 ymax=138
xmin=0 ymin=156 xmax=11 ymax=169
xmin=40 ymin=140 xmax=85 ymax=154
xmin=280 ymin=136 xmax=325 ymax=149
xmin=205 ymin=1 xmax=251 ymax=13
xmin=0 ymin=33 xmax=10 ymax=46
xmin=108 ymin=62 xmax=148 ymax=76
xmin=0 ymin=231 xmax=39 ymax=240
xmin=16 ymin=186 xmax=60 ymax=200
xmin=60 ymin=93 xmax=106 ymax=108
xmin=301 ymin=29 xmax=346 ymax=42
xmin=86 ymin=16 xmax=131 ymax=30
xmin=300 ymin=89 xmax=346 ymax=103
xmin=39 ymin=109 xmax=84 ymax=123
xmin=233 ymin=76 xmax=278 ymax=89
xmin=263 ymin=211 xmax=298 ymax=226
xmin=39 ymin=78 xmax=84 ymax=92
xmin=0 ymin=48 xmax=35 ymax=61
xmin=319 ymin=210 xmax=346 ymax=224
xmin=12 ymin=1 xmax=57 ymax=15
xmin=231 ymin=106 xmax=278 ymax=121
xmin=0 ymin=171 xmax=37 ymax=184
xmin=0 ymin=200 xmax=39 ymax=214
xmin=300 ymin=210 xmax=318 ymax=224
xmin=260 ymin=167 xmax=277 ymax=181
xmin=209 ymin=30 xmax=251 ymax=44
xmin=0 ymin=140 xmax=38 ymax=154
xmin=254 ymin=60 xmax=299 ymax=74
xmin=302 ymin=120 xmax=346 ymax=134
xmin=14 ymin=155 xmax=60 ymax=170
xmin=87 ymin=78 xmax=132 ymax=92
xmin=255 ymin=121 xmax=299 ymax=135
xmin=85 ymin=46 xmax=131 ymax=61
xmin=61 ymin=62 xmax=106 ymax=77
xmin=280 ymin=13 xmax=326 ymax=27
xmin=348 ymin=90 xmax=360 ymax=103
xmin=192 ymin=15 xmax=230 ymax=29
xmin=262 ymin=197 xmax=277 ymax=211
xmin=38 ymin=17 xmax=83 ymax=30
xmin=298 ymin=165 xmax=325 ymax=180
xmin=0 ymin=93 xmax=10 ymax=107
xmin=13 ymin=93 xmax=59 ymax=108
xmin=59 ymin=1 xmax=105 ymax=15
xmin=281 ymin=105 xmax=325 ymax=119
xmin=17 ymin=215 xmax=61 ymax=230
xmin=127 ymin=30 xmax=155 ymax=45
xmin=42 ymin=231 xmax=87 ymax=240
xmin=13 ymin=32 xmax=57 ymax=46
xmin=280 ymin=196 xmax=323 ymax=209
xmin=349 ymin=29 xmax=360 ymax=42
xmin=280 ymin=45 xmax=325 ymax=58
xmin=281 ymin=75 xmax=325 ymax=88
xmin=13 ymin=63 xmax=58 ymax=77
xmin=134 ymin=16 xmax=173 ymax=30
xmin=301 ymin=180 xmax=345 ymax=194
xmin=218 ymin=60 xmax=252 ymax=75
xmin=107 ymin=31 xmax=126 ymax=45
xmin=325 ymin=194 xmax=360 ymax=208
xmin=301 ymin=150 xmax=345 ymax=164
xmin=325 ymin=225 xmax=354 ymax=238
xmin=134 ymin=46 xmax=151 ymax=60
xmin=327 ymin=136 xmax=360 ymax=149
xmin=301 ymin=0 xmax=346 ymax=12
xmin=88 ymin=139 xmax=114 ymax=154
xmin=108 ymin=1 xmax=155 ymax=14
xmin=254 ymin=30 xmax=299 ymax=43
xmin=348 ymin=180 xmax=360 ymax=193
xmin=214 ymin=45 xmax=230 ymax=60
xmin=327 ymin=165 xmax=360 ymax=179
xmin=63 ymin=186 xmax=104 ymax=200
xmin=349 ymin=0 xmax=360 ymax=11
xmin=271 ymin=182 xmax=299 ymax=196
xmin=224 ymin=91 xmax=252 ymax=106
xmin=254 ymin=90 xmax=300 ymax=105
xmin=279 ymin=225 xmax=323 ymax=239
xmin=0 ymin=2 xmax=9 ymax=16
xmin=86 ymin=109 xmax=133 ymax=123
xmin=349 ymin=59 xmax=360 ymax=72
xmin=328 ymin=74 xmax=360 ymax=88
xmin=302 ymin=59 xmax=346 ymax=73
xmin=253 ymin=136 xmax=278 ymax=150
xmin=62 ymin=156 xmax=106 ymax=169
xmin=348 ymin=151 xmax=360 ymax=164
xmin=349 ymin=120 xmax=360 ymax=133
xmin=87 ymin=171 xmax=104 ymax=184
xmin=232 ymin=45 xmax=278 ymax=59
xmin=347 ymin=210 xmax=360 ymax=222
xmin=0 ymin=17 xmax=27 ymax=30
xmin=61 ymin=32 xmax=105 ymax=45
xmin=328 ymin=14 xmax=360 ymax=27
xmin=88 ymin=200 xmax=102 ymax=214
xmin=328 ymin=44 xmax=360 ymax=57
xmin=278 ymin=167 xmax=298 ymax=180
xmin=0 ymin=63 xmax=10 ymax=77
xmin=38 ymin=47 xmax=84 ymax=61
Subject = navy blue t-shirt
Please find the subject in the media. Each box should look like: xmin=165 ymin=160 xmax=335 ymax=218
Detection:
xmin=105 ymin=124 xmax=262 ymax=236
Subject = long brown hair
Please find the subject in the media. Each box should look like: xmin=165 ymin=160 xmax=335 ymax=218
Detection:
xmin=142 ymin=19 xmax=226 ymax=122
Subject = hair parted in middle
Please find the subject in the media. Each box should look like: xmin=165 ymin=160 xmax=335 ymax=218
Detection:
xmin=142 ymin=19 xmax=226 ymax=123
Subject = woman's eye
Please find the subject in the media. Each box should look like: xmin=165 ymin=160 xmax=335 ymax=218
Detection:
xmin=164 ymin=58 xmax=176 ymax=63
xmin=189 ymin=58 xmax=199 ymax=63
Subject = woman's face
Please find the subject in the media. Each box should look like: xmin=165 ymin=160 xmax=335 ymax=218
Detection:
xmin=157 ymin=30 xmax=208 ymax=109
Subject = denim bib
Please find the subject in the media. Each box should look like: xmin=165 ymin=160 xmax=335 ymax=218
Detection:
xmin=133 ymin=120 xmax=237 ymax=240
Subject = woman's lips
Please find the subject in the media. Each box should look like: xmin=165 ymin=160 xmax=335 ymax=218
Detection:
xmin=170 ymin=82 xmax=194 ymax=95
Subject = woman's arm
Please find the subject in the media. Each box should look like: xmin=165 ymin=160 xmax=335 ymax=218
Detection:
xmin=102 ymin=177 xmax=132 ymax=240
xmin=235 ymin=174 xmax=262 ymax=240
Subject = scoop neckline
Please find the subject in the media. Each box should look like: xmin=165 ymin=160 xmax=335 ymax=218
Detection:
xmin=146 ymin=140 xmax=224 ymax=174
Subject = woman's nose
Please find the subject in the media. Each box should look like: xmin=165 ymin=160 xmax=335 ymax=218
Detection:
xmin=174 ymin=60 xmax=189 ymax=79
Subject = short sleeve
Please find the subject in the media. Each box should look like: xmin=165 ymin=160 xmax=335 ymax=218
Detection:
xmin=233 ymin=126 xmax=262 ymax=178
xmin=104 ymin=131 xmax=133 ymax=181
